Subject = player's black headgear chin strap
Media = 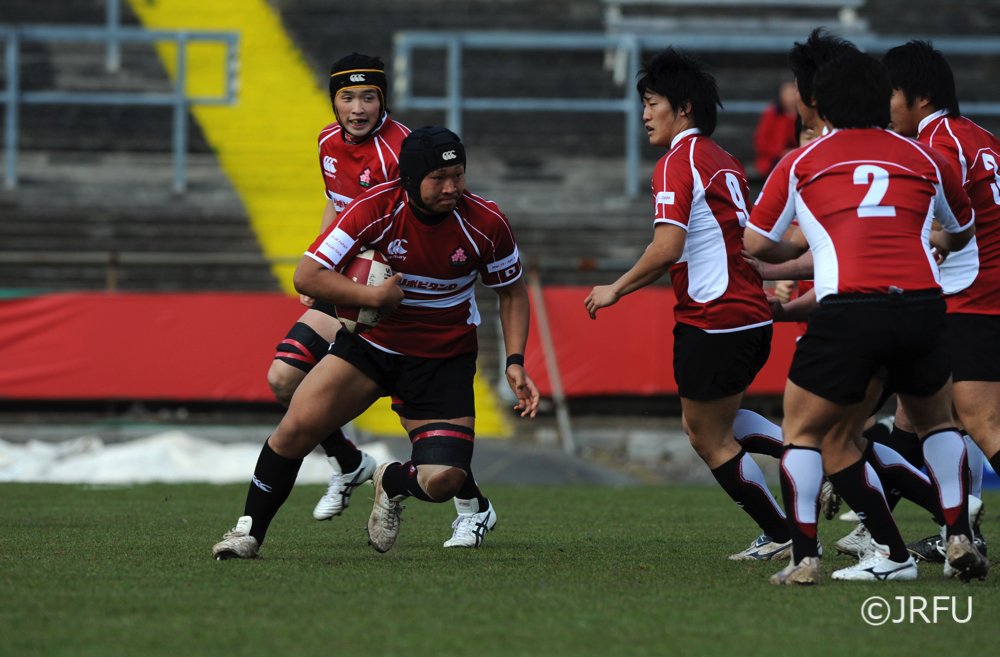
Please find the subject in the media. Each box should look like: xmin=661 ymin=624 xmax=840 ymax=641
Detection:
xmin=398 ymin=126 xmax=466 ymax=205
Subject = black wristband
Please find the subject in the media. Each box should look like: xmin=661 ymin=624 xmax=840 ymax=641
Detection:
xmin=505 ymin=353 xmax=525 ymax=369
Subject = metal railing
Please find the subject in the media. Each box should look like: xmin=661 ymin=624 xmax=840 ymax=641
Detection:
xmin=394 ymin=30 xmax=1000 ymax=198
xmin=0 ymin=0 xmax=239 ymax=193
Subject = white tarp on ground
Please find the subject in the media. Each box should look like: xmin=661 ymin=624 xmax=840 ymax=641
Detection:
xmin=0 ymin=432 xmax=396 ymax=484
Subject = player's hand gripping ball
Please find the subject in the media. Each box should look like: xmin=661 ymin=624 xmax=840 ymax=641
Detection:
xmin=336 ymin=249 xmax=394 ymax=333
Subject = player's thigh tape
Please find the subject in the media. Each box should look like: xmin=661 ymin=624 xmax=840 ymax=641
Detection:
xmin=274 ymin=322 xmax=330 ymax=372
xmin=409 ymin=422 xmax=474 ymax=468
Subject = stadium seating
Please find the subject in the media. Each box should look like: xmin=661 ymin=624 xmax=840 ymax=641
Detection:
xmin=0 ymin=0 xmax=273 ymax=292
xmin=5 ymin=0 xmax=1000 ymax=293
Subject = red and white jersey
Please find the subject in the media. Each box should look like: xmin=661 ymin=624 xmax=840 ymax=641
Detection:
xmin=919 ymin=111 xmax=1000 ymax=315
xmin=748 ymin=128 xmax=973 ymax=301
xmin=317 ymin=116 xmax=410 ymax=214
xmin=653 ymin=129 xmax=772 ymax=332
xmin=305 ymin=181 xmax=522 ymax=358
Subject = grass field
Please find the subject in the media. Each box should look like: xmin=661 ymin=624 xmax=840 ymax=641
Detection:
xmin=0 ymin=483 xmax=996 ymax=657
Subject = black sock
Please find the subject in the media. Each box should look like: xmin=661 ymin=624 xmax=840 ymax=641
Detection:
xmin=778 ymin=446 xmax=823 ymax=561
xmin=862 ymin=421 xmax=891 ymax=445
xmin=991 ymin=450 xmax=1000 ymax=482
xmin=863 ymin=424 xmax=902 ymax=512
xmin=876 ymin=425 xmax=924 ymax=470
xmin=381 ymin=461 xmax=436 ymax=502
xmin=863 ymin=441 xmax=943 ymax=524
xmin=243 ymin=440 xmax=303 ymax=544
xmin=318 ymin=429 xmax=361 ymax=473
xmin=455 ymin=469 xmax=489 ymax=510
xmin=738 ymin=436 xmax=784 ymax=459
xmin=828 ymin=457 xmax=908 ymax=562
xmin=712 ymin=449 xmax=790 ymax=542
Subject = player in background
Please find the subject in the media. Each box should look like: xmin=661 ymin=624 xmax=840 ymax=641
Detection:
xmin=212 ymin=127 xmax=539 ymax=559
xmin=883 ymin=40 xmax=997 ymax=568
xmin=746 ymin=49 xmax=984 ymax=584
xmin=265 ymin=53 xmax=409 ymax=523
xmin=751 ymin=29 xmax=857 ymax=293
xmin=585 ymin=48 xmax=793 ymax=562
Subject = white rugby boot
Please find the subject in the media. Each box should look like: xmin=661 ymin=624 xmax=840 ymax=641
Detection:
xmin=367 ymin=463 xmax=405 ymax=553
xmin=444 ymin=499 xmax=497 ymax=548
xmin=819 ymin=479 xmax=842 ymax=520
xmin=770 ymin=556 xmax=822 ymax=586
xmin=835 ymin=523 xmax=872 ymax=558
xmin=312 ymin=451 xmax=377 ymax=520
xmin=212 ymin=516 xmax=260 ymax=560
xmin=831 ymin=542 xmax=917 ymax=581
xmin=729 ymin=533 xmax=793 ymax=561
xmin=944 ymin=535 xmax=989 ymax=581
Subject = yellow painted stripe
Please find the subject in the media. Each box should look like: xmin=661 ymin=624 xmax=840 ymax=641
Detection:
xmin=127 ymin=0 xmax=323 ymax=292
xmin=127 ymin=0 xmax=510 ymax=438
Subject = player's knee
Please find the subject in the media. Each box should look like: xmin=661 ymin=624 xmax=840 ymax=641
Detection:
xmin=269 ymin=426 xmax=304 ymax=458
xmin=687 ymin=434 xmax=716 ymax=462
xmin=269 ymin=322 xmax=330 ymax=404
xmin=266 ymin=363 xmax=300 ymax=406
xmin=420 ymin=467 xmax=467 ymax=501
xmin=408 ymin=423 xmax=475 ymax=498
xmin=686 ymin=426 xmax=739 ymax=466
xmin=270 ymin=411 xmax=323 ymax=458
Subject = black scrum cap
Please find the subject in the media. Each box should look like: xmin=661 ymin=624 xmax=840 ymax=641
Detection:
xmin=329 ymin=52 xmax=388 ymax=113
xmin=398 ymin=126 xmax=466 ymax=199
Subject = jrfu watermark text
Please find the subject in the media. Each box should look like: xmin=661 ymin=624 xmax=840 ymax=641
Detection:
xmin=861 ymin=595 xmax=973 ymax=626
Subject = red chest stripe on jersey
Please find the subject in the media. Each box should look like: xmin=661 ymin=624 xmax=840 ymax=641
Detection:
xmin=410 ymin=428 xmax=475 ymax=443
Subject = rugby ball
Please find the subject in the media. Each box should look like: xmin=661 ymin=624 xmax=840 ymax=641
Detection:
xmin=336 ymin=249 xmax=394 ymax=334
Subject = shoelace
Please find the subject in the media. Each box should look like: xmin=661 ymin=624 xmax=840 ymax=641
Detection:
xmin=843 ymin=526 xmax=869 ymax=550
xmin=451 ymin=515 xmax=476 ymax=538
xmin=853 ymin=544 xmax=894 ymax=569
xmin=378 ymin=496 xmax=403 ymax=530
xmin=325 ymin=472 xmax=348 ymax=496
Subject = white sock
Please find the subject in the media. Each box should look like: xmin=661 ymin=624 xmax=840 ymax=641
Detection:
xmin=733 ymin=409 xmax=783 ymax=454
xmin=871 ymin=442 xmax=931 ymax=484
xmin=781 ymin=447 xmax=823 ymax=528
xmin=923 ymin=429 xmax=968 ymax=519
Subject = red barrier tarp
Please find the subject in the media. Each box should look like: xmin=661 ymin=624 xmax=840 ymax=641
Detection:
xmin=0 ymin=289 xmax=795 ymax=401
xmin=524 ymin=287 xmax=798 ymax=397
xmin=0 ymin=292 xmax=303 ymax=401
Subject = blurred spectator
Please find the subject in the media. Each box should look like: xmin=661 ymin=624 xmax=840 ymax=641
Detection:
xmin=753 ymin=80 xmax=799 ymax=177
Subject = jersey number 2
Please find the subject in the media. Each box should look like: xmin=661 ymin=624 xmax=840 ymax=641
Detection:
xmin=853 ymin=165 xmax=897 ymax=217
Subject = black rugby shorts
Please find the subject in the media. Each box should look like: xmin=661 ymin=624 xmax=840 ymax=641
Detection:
xmin=947 ymin=312 xmax=1000 ymax=382
xmin=789 ymin=293 xmax=950 ymax=405
xmin=673 ymin=322 xmax=772 ymax=401
xmin=328 ymin=328 xmax=476 ymax=419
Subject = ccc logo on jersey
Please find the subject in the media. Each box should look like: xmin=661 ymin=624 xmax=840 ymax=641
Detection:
xmin=349 ymin=73 xmax=366 ymax=82
xmin=442 ymin=150 xmax=457 ymax=161
xmin=387 ymin=239 xmax=408 ymax=258
xmin=323 ymin=156 xmax=337 ymax=176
